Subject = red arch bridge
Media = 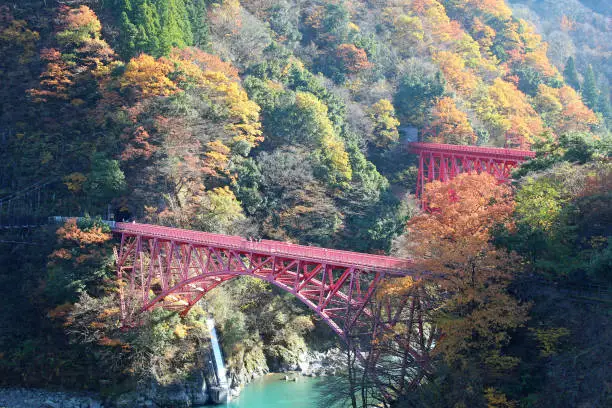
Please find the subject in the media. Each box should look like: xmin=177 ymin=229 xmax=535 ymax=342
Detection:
xmin=113 ymin=221 xmax=435 ymax=395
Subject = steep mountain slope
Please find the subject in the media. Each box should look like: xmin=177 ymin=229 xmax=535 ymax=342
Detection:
xmin=2 ymin=0 xmax=605 ymax=250
xmin=509 ymin=0 xmax=611 ymax=125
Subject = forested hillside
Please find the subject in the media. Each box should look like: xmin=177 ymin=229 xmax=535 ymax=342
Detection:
xmin=0 ymin=0 xmax=610 ymax=407
xmin=509 ymin=0 xmax=611 ymax=127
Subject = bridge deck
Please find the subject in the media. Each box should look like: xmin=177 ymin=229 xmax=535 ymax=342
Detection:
xmin=408 ymin=142 xmax=535 ymax=161
xmin=113 ymin=222 xmax=412 ymax=273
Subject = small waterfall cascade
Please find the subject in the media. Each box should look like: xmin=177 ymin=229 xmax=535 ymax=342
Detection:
xmin=206 ymin=317 xmax=229 ymax=404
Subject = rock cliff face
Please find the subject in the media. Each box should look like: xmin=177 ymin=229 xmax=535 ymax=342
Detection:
xmin=266 ymin=348 xmax=345 ymax=377
xmin=298 ymin=348 xmax=345 ymax=377
xmin=111 ymin=374 xmax=209 ymax=408
xmin=0 ymin=348 xmax=345 ymax=407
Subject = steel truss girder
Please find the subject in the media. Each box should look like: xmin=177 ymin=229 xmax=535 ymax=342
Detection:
xmin=117 ymin=234 xmax=384 ymax=337
xmin=114 ymin=227 xmax=434 ymax=387
xmin=409 ymin=142 xmax=535 ymax=199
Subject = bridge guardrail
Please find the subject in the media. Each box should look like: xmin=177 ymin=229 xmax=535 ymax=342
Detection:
xmin=112 ymin=222 xmax=414 ymax=274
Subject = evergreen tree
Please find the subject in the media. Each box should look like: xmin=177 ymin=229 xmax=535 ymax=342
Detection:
xmin=186 ymin=0 xmax=210 ymax=49
xmin=394 ymin=70 xmax=446 ymax=126
xmin=582 ymin=65 xmax=598 ymax=110
xmin=158 ymin=0 xmax=193 ymax=56
xmin=112 ymin=0 xmax=197 ymax=57
xmin=119 ymin=11 xmax=138 ymax=58
xmin=563 ymin=56 xmax=580 ymax=91
xmin=133 ymin=0 xmax=161 ymax=55
xmin=596 ymin=86 xmax=612 ymax=128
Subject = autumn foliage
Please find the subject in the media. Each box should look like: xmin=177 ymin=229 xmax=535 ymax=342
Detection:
xmin=53 ymin=218 xmax=112 ymax=247
xmin=0 ymin=2 xmax=609 ymax=402
xmin=121 ymin=54 xmax=177 ymax=97
xmin=398 ymin=173 xmax=528 ymax=387
xmin=335 ymin=43 xmax=372 ymax=74
xmin=424 ymin=97 xmax=476 ymax=145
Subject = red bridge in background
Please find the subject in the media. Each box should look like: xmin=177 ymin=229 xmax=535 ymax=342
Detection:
xmin=408 ymin=142 xmax=535 ymax=198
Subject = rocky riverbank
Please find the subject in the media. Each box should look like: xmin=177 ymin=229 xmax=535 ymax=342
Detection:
xmin=0 ymin=349 xmax=345 ymax=408
xmin=0 ymin=377 xmax=207 ymax=408
xmin=0 ymin=388 xmax=103 ymax=408
xmin=298 ymin=348 xmax=345 ymax=377
xmin=267 ymin=347 xmax=345 ymax=376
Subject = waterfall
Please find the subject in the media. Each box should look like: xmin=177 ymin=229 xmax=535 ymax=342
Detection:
xmin=206 ymin=318 xmax=229 ymax=403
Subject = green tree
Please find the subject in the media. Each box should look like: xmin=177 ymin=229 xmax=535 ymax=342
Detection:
xmin=292 ymin=92 xmax=352 ymax=184
xmin=563 ymin=56 xmax=580 ymax=91
xmin=84 ymin=153 xmax=127 ymax=210
xmin=263 ymin=90 xmax=351 ymax=185
xmin=195 ymin=186 xmax=247 ymax=235
xmin=255 ymin=148 xmax=342 ymax=245
xmin=268 ymin=1 xmax=301 ymax=45
xmin=581 ymin=65 xmax=598 ymax=109
xmin=369 ymin=99 xmax=400 ymax=147
xmin=500 ymin=161 xmax=612 ymax=280
xmin=515 ymin=66 xmax=543 ymax=96
xmin=515 ymin=177 xmax=565 ymax=232
xmin=596 ymin=84 xmax=611 ymax=128
xmin=158 ymin=0 xmax=192 ymax=56
xmin=133 ymin=0 xmax=161 ymax=55
xmin=339 ymin=139 xmax=403 ymax=253
xmin=119 ymin=11 xmax=138 ymax=58
xmin=285 ymin=63 xmax=346 ymax=132
xmin=302 ymin=2 xmax=349 ymax=47
xmin=232 ymin=157 xmax=265 ymax=215
xmin=394 ymin=70 xmax=445 ymax=126
xmin=186 ymin=0 xmax=209 ymax=49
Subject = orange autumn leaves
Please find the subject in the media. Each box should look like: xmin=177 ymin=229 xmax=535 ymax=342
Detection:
xmin=120 ymin=49 xmax=262 ymax=149
xmin=53 ymin=218 xmax=111 ymax=248
xmin=121 ymin=54 xmax=177 ymax=97
xmin=29 ymin=6 xmax=115 ymax=103
xmin=392 ymin=173 xmax=528 ymax=367
xmin=424 ymin=97 xmax=476 ymax=145
xmin=335 ymin=43 xmax=372 ymax=74
xmin=405 ymin=173 xmax=514 ymax=271
xmin=402 ymin=0 xmax=598 ymax=148
xmin=49 ymin=219 xmax=111 ymax=269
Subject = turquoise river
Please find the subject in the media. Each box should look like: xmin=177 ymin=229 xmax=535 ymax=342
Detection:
xmin=225 ymin=374 xmax=325 ymax=408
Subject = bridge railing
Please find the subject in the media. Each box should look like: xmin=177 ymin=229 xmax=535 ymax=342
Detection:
xmin=408 ymin=142 xmax=536 ymax=160
xmin=113 ymin=222 xmax=413 ymax=274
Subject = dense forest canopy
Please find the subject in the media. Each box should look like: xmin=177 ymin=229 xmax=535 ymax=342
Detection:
xmin=0 ymin=0 xmax=610 ymax=407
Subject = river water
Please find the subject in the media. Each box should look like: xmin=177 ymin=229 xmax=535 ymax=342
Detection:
xmin=225 ymin=374 xmax=324 ymax=408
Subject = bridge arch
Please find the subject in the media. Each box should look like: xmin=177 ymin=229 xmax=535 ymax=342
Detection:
xmin=114 ymin=222 xmax=401 ymax=340
xmin=142 ymin=270 xmax=362 ymax=339
xmin=113 ymin=222 xmax=433 ymax=360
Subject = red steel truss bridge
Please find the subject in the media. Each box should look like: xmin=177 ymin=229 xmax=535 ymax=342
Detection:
xmin=408 ymin=142 xmax=535 ymax=198
xmin=114 ymin=222 xmax=413 ymax=336
xmin=113 ymin=221 xmax=436 ymax=397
